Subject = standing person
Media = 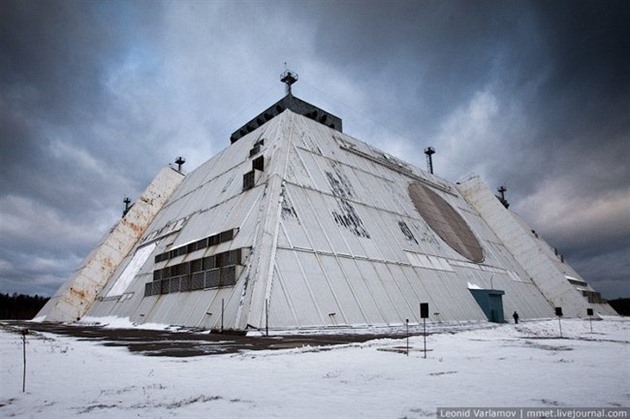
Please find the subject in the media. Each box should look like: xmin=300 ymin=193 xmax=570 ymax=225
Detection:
xmin=512 ymin=311 xmax=519 ymax=324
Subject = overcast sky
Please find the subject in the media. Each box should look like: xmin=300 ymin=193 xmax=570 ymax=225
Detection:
xmin=1 ymin=0 xmax=628 ymax=300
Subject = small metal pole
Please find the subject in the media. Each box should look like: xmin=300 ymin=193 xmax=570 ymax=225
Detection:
xmin=423 ymin=317 xmax=427 ymax=359
xmin=589 ymin=316 xmax=593 ymax=333
xmin=424 ymin=147 xmax=435 ymax=174
xmin=221 ymin=298 xmax=224 ymax=333
xmin=555 ymin=307 xmax=563 ymax=338
xmin=405 ymin=319 xmax=409 ymax=356
xmin=21 ymin=329 xmax=28 ymax=393
xmin=265 ymin=298 xmax=269 ymax=336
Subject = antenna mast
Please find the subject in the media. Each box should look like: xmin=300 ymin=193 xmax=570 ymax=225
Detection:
xmin=497 ymin=185 xmax=509 ymax=208
xmin=175 ymin=156 xmax=186 ymax=172
xmin=280 ymin=63 xmax=298 ymax=95
xmin=424 ymin=147 xmax=435 ymax=174
xmin=122 ymin=196 xmax=132 ymax=217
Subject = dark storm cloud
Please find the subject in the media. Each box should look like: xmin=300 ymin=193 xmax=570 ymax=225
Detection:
xmin=0 ymin=0 xmax=167 ymax=296
xmin=1 ymin=0 xmax=627 ymax=299
xmin=290 ymin=0 xmax=629 ymax=167
xmin=285 ymin=1 xmax=530 ymax=129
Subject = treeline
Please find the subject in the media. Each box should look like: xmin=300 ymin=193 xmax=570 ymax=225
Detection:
xmin=0 ymin=293 xmax=50 ymax=320
xmin=608 ymin=298 xmax=630 ymax=316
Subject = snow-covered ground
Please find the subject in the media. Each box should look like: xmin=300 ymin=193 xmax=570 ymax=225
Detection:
xmin=1 ymin=318 xmax=628 ymax=418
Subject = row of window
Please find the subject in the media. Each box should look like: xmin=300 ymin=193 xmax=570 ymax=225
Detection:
xmin=154 ymin=228 xmax=237 ymax=263
xmin=583 ymin=290 xmax=606 ymax=304
xmin=567 ymin=277 xmax=587 ymax=287
xmin=153 ymin=248 xmax=244 ymax=281
xmin=153 ymin=249 xmax=243 ymax=281
xmin=145 ymin=248 xmax=247 ymax=297
xmin=144 ymin=266 xmax=239 ymax=296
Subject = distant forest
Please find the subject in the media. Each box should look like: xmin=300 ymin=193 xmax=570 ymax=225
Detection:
xmin=0 ymin=293 xmax=50 ymax=320
xmin=608 ymin=298 xmax=630 ymax=316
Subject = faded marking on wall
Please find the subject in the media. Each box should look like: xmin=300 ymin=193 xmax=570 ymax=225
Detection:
xmin=280 ymin=184 xmax=300 ymax=223
xmin=326 ymin=166 xmax=370 ymax=239
xmin=398 ymin=221 xmax=418 ymax=244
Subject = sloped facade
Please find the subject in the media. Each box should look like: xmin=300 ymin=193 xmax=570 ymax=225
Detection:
xmin=36 ymin=94 xmax=617 ymax=330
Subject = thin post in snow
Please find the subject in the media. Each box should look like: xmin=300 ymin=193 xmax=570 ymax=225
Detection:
xmin=221 ymin=298 xmax=224 ymax=333
xmin=21 ymin=329 xmax=28 ymax=393
xmin=405 ymin=319 xmax=409 ymax=356
xmin=265 ymin=298 xmax=269 ymax=336
xmin=423 ymin=317 xmax=427 ymax=359
xmin=420 ymin=302 xmax=429 ymax=359
xmin=555 ymin=307 xmax=563 ymax=338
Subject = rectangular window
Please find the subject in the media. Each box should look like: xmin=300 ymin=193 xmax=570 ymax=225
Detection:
xmin=169 ymin=277 xmax=181 ymax=293
xmin=203 ymin=255 xmax=216 ymax=270
xmin=190 ymin=259 xmax=203 ymax=273
xmin=221 ymin=266 xmax=237 ymax=287
xmin=249 ymin=144 xmax=260 ymax=157
xmin=223 ymin=249 xmax=238 ymax=266
xmin=252 ymin=155 xmax=264 ymax=171
xmin=214 ymin=252 xmax=225 ymax=268
xmin=191 ymin=274 xmax=205 ymax=290
xmin=205 ymin=268 xmax=220 ymax=288
xmin=195 ymin=238 xmax=208 ymax=250
xmin=243 ymin=170 xmax=255 ymax=190
xmin=219 ymin=229 xmax=234 ymax=243
xmin=179 ymin=262 xmax=190 ymax=276
xmin=161 ymin=279 xmax=171 ymax=294
xmin=152 ymin=281 xmax=161 ymax=296
xmin=180 ymin=276 xmax=192 ymax=292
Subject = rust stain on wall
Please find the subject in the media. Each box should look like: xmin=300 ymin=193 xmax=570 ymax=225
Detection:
xmin=69 ymin=287 xmax=86 ymax=299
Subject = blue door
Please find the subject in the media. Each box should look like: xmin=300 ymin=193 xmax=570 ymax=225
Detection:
xmin=469 ymin=289 xmax=505 ymax=323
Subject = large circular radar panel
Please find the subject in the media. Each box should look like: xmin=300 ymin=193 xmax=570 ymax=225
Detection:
xmin=408 ymin=181 xmax=484 ymax=263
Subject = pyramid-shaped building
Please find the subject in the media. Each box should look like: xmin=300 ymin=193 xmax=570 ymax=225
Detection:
xmin=36 ymin=75 xmax=617 ymax=331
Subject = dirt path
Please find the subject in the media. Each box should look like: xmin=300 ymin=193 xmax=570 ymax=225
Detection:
xmin=1 ymin=320 xmax=407 ymax=357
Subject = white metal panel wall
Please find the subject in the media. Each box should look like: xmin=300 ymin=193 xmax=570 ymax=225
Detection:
xmin=336 ymin=257 xmax=388 ymax=325
xmin=457 ymin=175 xmax=615 ymax=317
xmin=296 ymin=251 xmax=344 ymax=321
xmin=271 ymin=249 xmax=322 ymax=327
xmin=356 ymin=260 xmax=405 ymax=324
xmin=315 ymin=255 xmax=370 ymax=326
